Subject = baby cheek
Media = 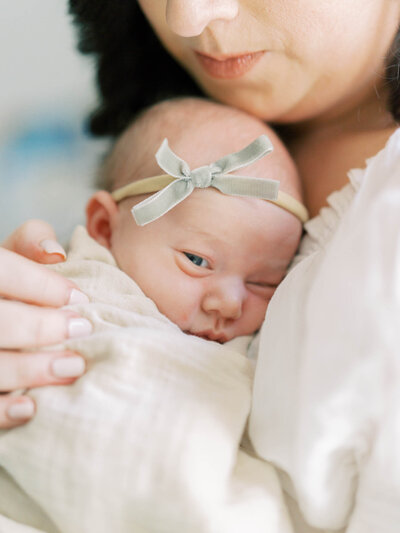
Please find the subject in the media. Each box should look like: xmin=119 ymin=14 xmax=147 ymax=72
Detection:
xmin=173 ymin=308 xmax=194 ymax=329
xmin=165 ymin=304 xmax=197 ymax=332
xmin=163 ymin=280 xmax=202 ymax=330
xmin=245 ymin=296 xmax=270 ymax=330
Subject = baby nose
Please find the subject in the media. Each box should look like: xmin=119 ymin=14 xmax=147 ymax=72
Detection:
xmin=166 ymin=0 xmax=239 ymax=37
xmin=202 ymin=278 xmax=245 ymax=320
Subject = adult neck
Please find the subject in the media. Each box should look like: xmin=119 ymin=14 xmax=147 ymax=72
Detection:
xmin=287 ymin=79 xmax=396 ymax=142
xmin=282 ymin=81 xmax=398 ymax=217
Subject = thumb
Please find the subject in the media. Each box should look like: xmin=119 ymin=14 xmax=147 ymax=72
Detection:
xmin=2 ymin=219 xmax=66 ymax=264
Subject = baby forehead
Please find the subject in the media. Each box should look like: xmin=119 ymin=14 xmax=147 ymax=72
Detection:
xmin=170 ymin=188 xmax=290 ymax=241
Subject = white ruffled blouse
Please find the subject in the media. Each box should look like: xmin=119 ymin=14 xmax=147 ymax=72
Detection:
xmin=250 ymin=128 xmax=400 ymax=533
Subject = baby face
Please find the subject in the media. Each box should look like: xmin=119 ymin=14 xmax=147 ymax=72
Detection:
xmin=110 ymin=187 xmax=301 ymax=342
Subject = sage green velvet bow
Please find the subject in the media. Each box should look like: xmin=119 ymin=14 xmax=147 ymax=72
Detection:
xmin=132 ymin=134 xmax=280 ymax=226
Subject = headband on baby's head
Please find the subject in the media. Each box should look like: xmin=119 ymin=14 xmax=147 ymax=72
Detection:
xmin=111 ymin=135 xmax=309 ymax=225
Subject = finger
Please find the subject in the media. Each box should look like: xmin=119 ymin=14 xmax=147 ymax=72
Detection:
xmin=0 ymin=248 xmax=88 ymax=308
xmin=2 ymin=219 xmax=66 ymax=264
xmin=0 ymin=350 xmax=86 ymax=392
xmin=0 ymin=301 xmax=93 ymax=349
xmin=0 ymin=395 xmax=36 ymax=429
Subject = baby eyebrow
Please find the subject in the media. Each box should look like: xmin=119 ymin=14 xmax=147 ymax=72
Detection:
xmin=184 ymin=226 xmax=222 ymax=245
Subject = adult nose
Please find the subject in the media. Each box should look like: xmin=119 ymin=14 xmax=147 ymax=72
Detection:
xmin=166 ymin=0 xmax=239 ymax=37
xmin=201 ymin=277 xmax=245 ymax=321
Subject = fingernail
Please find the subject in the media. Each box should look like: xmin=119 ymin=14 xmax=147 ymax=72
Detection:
xmin=51 ymin=356 xmax=86 ymax=378
xmin=68 ymin=288 xmax=90 ymax=305
xmin=39 ymin=239 xmax=66 ymax=258
xmin=67 ymin=317 xmax=93 ymax=339
xmin=7 ymin=400 xmax=35 ymax=420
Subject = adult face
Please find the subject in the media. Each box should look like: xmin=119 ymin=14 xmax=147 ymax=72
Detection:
xmin=137 ymin=0 xmax=400 ymax=123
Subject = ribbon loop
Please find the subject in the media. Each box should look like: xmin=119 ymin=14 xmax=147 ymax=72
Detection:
xmin=155 ymin=139 xmax=191 ymax=179
xmin=214 ymin=134 xmax=273 ymax=174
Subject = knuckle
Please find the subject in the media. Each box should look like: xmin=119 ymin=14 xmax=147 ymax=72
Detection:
xmin=13 ymin=219 xmax=39 ymax=246
xmin=34 ymin=310 xmax=66 ymax=346
xmin=36 ymin=270 xmax=72 ymax=308
xmin=34 ymin=313 xmax=50 ymax=346
xmin=0 ymin=352 xmax=41 ymax=391
xmin=19 ymin=218 xmax=44 ymax=236
xmin=37 ymin=270 xmax=70 ymax=307
xmin=0 ymin=360 xmax=17 ymax=392
xmin=36 ymin=271 xmax=54 ymax=303
xmin=14 ymin=360 xmax=34 ymax=388
xmin=0 ymin=349 xmax=67 ymax=392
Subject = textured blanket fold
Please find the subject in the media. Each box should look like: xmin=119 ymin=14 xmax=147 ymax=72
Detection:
xmin=0 ymin=227 xmax=292 ymax=533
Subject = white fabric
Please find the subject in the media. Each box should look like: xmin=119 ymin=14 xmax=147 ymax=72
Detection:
xmin=0 ymin=516 xmax=46 ymax=533
xmin=250 ymin=128 xmax=400 ymax=533
xmin=0 ymin=227 xmax=292 ymax=533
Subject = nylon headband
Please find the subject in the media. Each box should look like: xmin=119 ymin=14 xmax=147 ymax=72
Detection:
xmin=111 ymin=135 xmax=309 ymax=225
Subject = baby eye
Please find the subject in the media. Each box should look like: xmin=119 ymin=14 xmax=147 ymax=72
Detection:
xmin=246 ymin=281 xmax=277 ymax=297
xmin=183 ymin=252 xmax=210 ymax=268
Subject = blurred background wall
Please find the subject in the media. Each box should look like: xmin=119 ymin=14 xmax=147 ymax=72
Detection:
xmin=0 ymin=0 xmax=108 ymax=244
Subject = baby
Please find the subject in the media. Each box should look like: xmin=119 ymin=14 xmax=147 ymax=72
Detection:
xmin=0 ymin=98 xmax=306 ymax=533
xmin=86 ymin=96 xmax=305 ymax=342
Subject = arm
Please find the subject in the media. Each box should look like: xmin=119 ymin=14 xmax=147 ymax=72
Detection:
xmin=0 ymin=220 xmax=88 ymax=429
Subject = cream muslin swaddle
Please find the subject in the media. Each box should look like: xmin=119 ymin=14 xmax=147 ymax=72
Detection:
xmin=0 ymin=227 xmax=292 ymax=533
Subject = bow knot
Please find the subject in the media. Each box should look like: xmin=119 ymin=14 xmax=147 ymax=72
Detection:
xmin=190 ymin=165 xmax=216 ymax=188
xmin=132 ymin=135 xmax=280 ymax=226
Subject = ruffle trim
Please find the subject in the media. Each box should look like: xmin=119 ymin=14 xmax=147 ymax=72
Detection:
xmin=293 ymin=128 xmax=400 ymax=264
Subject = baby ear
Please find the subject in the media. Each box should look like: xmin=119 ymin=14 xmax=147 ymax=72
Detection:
xmin=86 ymin=191 xmax=119 ymax=249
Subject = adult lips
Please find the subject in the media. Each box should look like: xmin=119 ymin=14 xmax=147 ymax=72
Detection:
xmin=194 ymin=50 xmax=265 ymax=79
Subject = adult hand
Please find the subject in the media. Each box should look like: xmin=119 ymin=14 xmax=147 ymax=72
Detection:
xmin=0 ymin=220 xmax=91 ymax=428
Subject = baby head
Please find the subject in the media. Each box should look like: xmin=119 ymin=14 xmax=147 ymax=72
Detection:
xmin=87 ymin=97 xmax=304 ymax=342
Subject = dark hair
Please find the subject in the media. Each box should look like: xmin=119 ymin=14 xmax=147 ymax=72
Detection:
xmin=386 ymin=29 xmax=400 ymax=123
xmin=69 ymin=0 xmax=203 ymax=137
xmin=69 ymin=1 xmax=400 ymax=137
